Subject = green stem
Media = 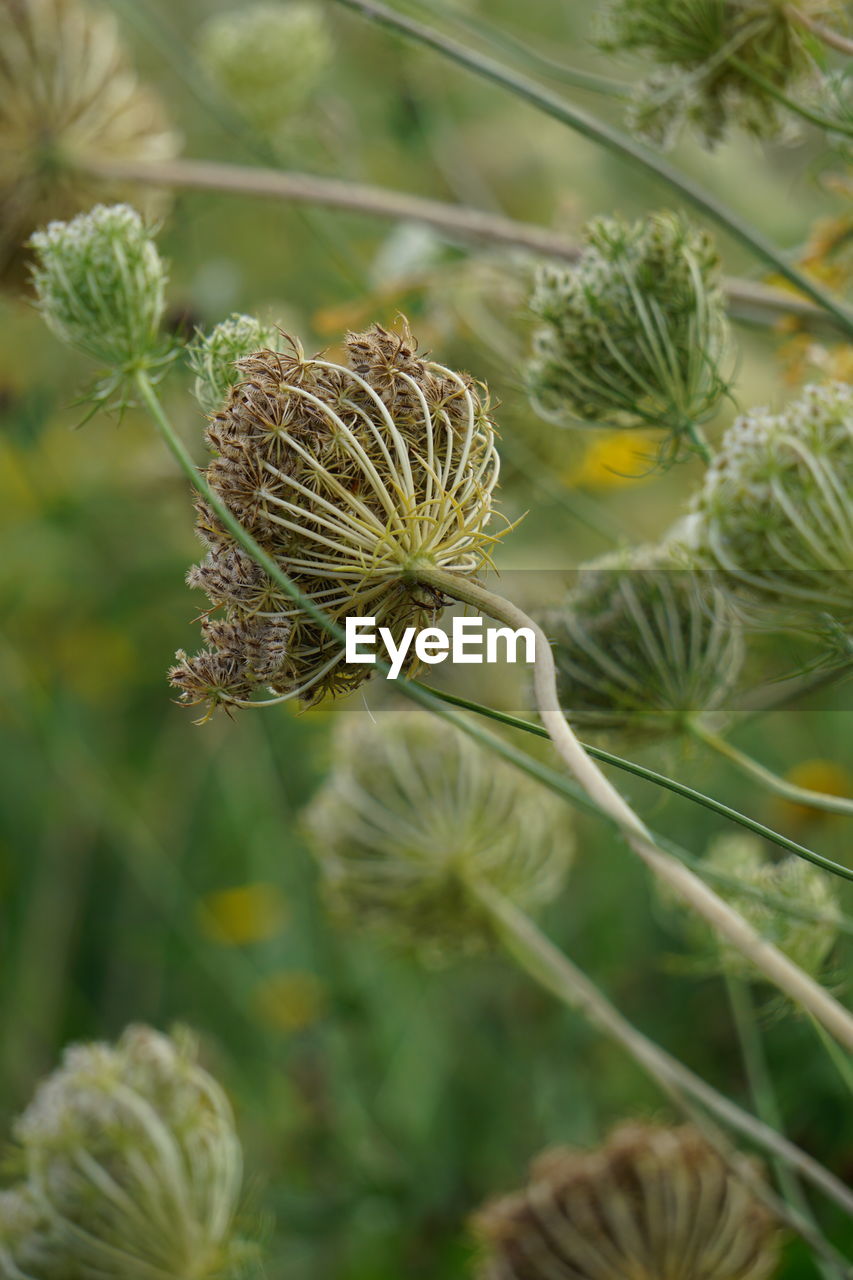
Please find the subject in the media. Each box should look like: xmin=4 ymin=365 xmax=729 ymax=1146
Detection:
xmin=330 ymin=0 xmax=853 ymax=337
xmin=787 ymin=7 xmax=853 ymax=58
xmin=730 ymin=55 xmax=853 ymax=138
xmin=416 ymin=685 xmax=853 ymax=884
xmin=811 ymin=1016 xmax=853 ymax=1096
xmin=690 ymin=722 xmax=853 ymax=818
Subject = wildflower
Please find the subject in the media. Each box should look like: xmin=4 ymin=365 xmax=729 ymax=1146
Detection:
xmin=543 ymin=545 xmax=744 ymax=736
xmin=199 ymin=881 xmax=289 ymax=946
xmin=173 ymin=320 xmax=503 ymax=712
xmin=527 ymin=212 xmax=731 ymax=460
xmin=562 ymin=430 xmax=659 ymax=490
xmin=9 ymin=1025 xmax=249 ymax=1280
xmin=198 ymin=3 xmax=332 ymax=143
xmin=0 ymin=0 xmax=177 ymax=285
xmin=691 ymin=381 xmax=853 ymax=642
xmin=303 ymin=711 xmax=572 ymax=960
xmin=473 ymin=1122 xmax=780 ymax=1280
xmin=188 ymin=313 xmax=283 ymax=415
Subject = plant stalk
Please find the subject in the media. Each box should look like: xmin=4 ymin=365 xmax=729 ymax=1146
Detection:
xmin=789 ymin=7 xmax=853 ymax=56
xmin=730 ymin=55 xmax=853 ymax=138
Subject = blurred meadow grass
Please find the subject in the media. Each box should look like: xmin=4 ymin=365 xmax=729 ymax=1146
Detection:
xmin=0 ymin=0 xmax=851 ymax=1276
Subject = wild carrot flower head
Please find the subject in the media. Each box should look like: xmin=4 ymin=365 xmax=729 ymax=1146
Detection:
xmin=473 ymin=1122 xmax=780 ymax=1280
xmin=0 ymin=0 xmax=177 ymax=284
xmin=303 ymin=711 xmax=572 ymax=960
xmin=10 ymin=1025 xmax=248 ymax=1280
xmin=601 ymin=0 xmax=843 ymax=148
xmin=188 ymin=313 xmax=283 ymax=415
xmin=691 ymin=381 xmax=853 ymax=642
xmin=527 ymin=212 xmax=730 ymax=460
xmin=543 ymin=544 xmax=744 ymax=737
xmin=172 ymin=320 xmax=504 ymax=713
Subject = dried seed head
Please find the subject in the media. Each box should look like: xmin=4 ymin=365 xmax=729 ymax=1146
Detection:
xmin=174 ymin=320 xmax=504 ymax=713
xmin=29 ymin=203 xmax=169 ymax=374
xmin=0 ymin=0 xmax=177 ymax=285
xmin=303 ymin=711 xmax=572 ymax=961
xmin=187 ymin=313 xmax=284 ymax=415
xmin=543 ymin=545 xmax=744 ymax=737
xmin=527 ymin=212 xmax=731 ymax=458
xmin=473 ymin=1122 xmax=780 ymax=1280
xmin=198 ymin=3 xmax=332 ymax=142
xmin=691 ymin=381 xmax=853 ymax=642
xmin=669 ymin=833 xmax=840 ymax=982
xmin=10 ymin=1025 xmax=248 ymax=1280
xmin=600 ymin=0 xmax=843 ymax=148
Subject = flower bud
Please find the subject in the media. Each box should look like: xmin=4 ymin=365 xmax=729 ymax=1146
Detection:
xmin=198 ymin=3 xmax=332 ymax=143
xmin=0 ymin=0 xmax=177 ymax=285
xmin=187 ymin=313 xmax=283 ymax=415
xmin=543 ymin=545 xmax=744 ymax=737
xmin=29 ymin=203 xmax=169 ymax=374
xmin=473 ymin=1122 xmax=780 ymax=1280
xmin=691 ymin=381 xmax=853 ymax=642
xmin=173 ymin=320 xmax=504 ymax=712
xmin=11 ymin=1025 xmax=247 ymax=1280
xmin=303 ymin=711 xmax=572 ymax=960
xmin=527 ymin=212 xmax=731 ymax=457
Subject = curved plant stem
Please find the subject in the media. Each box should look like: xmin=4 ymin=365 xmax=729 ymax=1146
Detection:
xmin=409 ymin=564 xmax=853 ymax=1051
xmin=729 ymin=55 xmax=853 ymax=138
xmin=330 ymin=0 xmax=853 ymax=337
xmin=417 ymin=685 xmax=853 ymax=883
xmin=690 ymin=721 xmax=853 ymax=818
xmin=789 ymin=7 xmax=853 ymax=56
xmin=470 ymin=879 xmax=853 ymax=1224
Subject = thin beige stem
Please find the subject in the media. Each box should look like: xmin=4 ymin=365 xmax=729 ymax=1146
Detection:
xmin=411 ymin=565 xmax=853 ymax=1053
xmin=81 ymin=155 xmax=833 ymax=330
xmin=790 ymin=6 xmax=853 ymax=55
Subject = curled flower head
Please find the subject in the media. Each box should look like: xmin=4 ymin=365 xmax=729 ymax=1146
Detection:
xmin=187 ymin=313 xmax=283 ymax=415
xmin=303 ymin=711 xmax=572 ymax=960
xmin=173 ymin=320 xmax=504 ymax=713
xmin=691 ymin=381 xmax=853 ymax=642
xmin=10 ymin=1025 xmax=247 ymax=1280
xmin=473 ymin=1122 xmax=780 ymax=1280
xmin=527 ymin=213 xmax=731 ymax=459
xmin=669 ymin=833 xmax=840 ymax=982
xmin=198 ymin=3 xmax=332 ymax=143
xmin=29 ymin=203 xmax=169 ymax=376
xmin=543 ymin=545 xmax=744 ymax=737
xmin=0 ymin=0 xmax=177 ymax=285
xmin=601 ymin=0 xmax=843 ymax=148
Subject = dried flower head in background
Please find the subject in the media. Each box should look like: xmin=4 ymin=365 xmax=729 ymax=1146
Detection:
xmin=198 ymin=2 xmax=332 ymax=145
xmin=0 ymin=0 xmax=177 ymax=285
xmin=527 ymin=212 xmax=731 ymax=460
xmin=7 ymin=1025 xmax=249 ymax=1280
xmin=474 ymin=1122 xmax=780 ymax=1280
xmin=601 ymin=0 xmax=844 ymax=148
xmin=172 ymin=320 xmax=504 ymax=712
xmin=188 ymin=313 xmax=284 ymax=415
xmin=303 ymin=711 xmax=572 ymax=960
xmin=543 ymin=545 xmax=744 ymax=737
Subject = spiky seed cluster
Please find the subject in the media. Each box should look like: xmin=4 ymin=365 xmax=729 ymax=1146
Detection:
xmin=198 ymin=3 xmax=332 ymax=142
xmin=172 ymin=321 xmax=503 ymax=712
xmin=29 ymin=203 xmax=169 ymax=374
xmin=473 ymin=1122 xmax=780 ymax=1280
xmin=6 ymin=1025 xmax=248 ymax=1280
xmin=303 ymin=711 xmax=572 ymax=960
xmin=187 ymin=313 xmax=283 ymax=415
xmin=601 ymin=0 xmax=843 ymax=148
xmin=671 ymin=833 xmax=840 ymax=982
xmin=691 ymin=381 xmax=853 ymax=641
xmin=543 ymin=545 xmax=744 ymax=737
xmin=527 ymin=213 xmax=730 ymax=456
xmin=0 ymin=0 xmax=177 ymax=285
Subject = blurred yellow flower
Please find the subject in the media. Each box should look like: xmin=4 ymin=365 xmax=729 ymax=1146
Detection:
xmin=199 ymin=882 xmax=288 ymax=946
xmin=562 ymin=431 xmax=658 ymax=491
xmin=776 ymin=759 xmax=853 ymax=826
xmin=251 ymin=971 xmax=327 ymax=1032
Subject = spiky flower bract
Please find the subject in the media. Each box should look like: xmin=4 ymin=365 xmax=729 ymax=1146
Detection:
xmin=172 ymin=321 xmax=504 ymax=713
xmin=188 ymin=314 xmax=283 ymax=415
xmin=601 ymin=0 xmax=844 ymax=148
xmin=303 ymin=711 xmax=572 ymax=961
xmin=474 ymin=1122 xmax=780 ymax=1280
xmin=8 ymin=1025 xmax=248 ymax=1280
xmin=542 ymin=545 xmax=744 ymax=737
xmin=0 ymin=0 xmax=177 ymax=285
xmin=198 ymin=3 xmax=332 ymax=144
xmin=527 ymin=212 xmax=730 ymax=459
xmin=691 ymin=381 xmax=853 ymax=643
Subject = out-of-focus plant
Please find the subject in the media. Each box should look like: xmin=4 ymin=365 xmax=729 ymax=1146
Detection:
xmin=187 ymin=313 xmax=284 ymax=416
